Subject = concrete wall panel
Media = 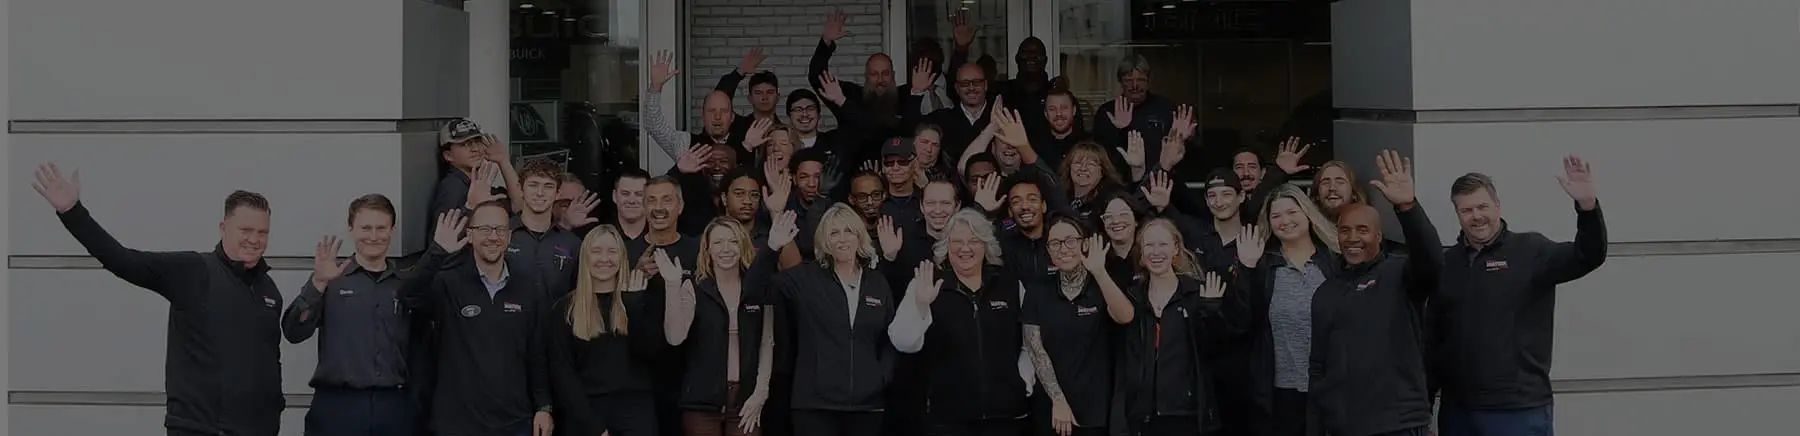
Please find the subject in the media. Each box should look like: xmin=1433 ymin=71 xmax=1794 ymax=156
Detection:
xmin=1557 ymin=386 xmax=1800 ymax=436
xmin=10 ymin=404 xmax=305 ymax=436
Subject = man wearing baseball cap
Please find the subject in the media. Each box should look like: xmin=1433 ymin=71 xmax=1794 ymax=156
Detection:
xmin=428 ymin=118 xmax=517 ymax=236
xmin=879 ymin=137 xmax=925 ymax=228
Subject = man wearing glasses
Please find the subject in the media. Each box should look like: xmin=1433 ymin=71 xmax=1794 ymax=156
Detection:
xmin=903 ymin=62 xmax=993 ymax=162
xmin=879 ymin=138 xmax=925 ymax=228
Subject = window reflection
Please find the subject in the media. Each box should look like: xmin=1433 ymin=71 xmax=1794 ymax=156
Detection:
xmin=510 ymin=0 xmax=643 ymax=195
xmin=908 ymin=0 xmax=1010 ymax=79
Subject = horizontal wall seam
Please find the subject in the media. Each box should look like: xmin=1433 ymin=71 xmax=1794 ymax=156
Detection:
xmin=14 ymin=239 xmax=1799 ymax=270
xmin=1339 ymin=104 xmax=1799 ymax=123
xmin=9 ymin=119 xmax=452 ymax=134
xmin=13 ymin=372 xmax=1800 ymax=407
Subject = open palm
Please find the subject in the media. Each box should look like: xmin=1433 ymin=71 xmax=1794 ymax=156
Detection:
xmin=1369 ymin=149 xmax=1415 ymax=207
xmin=31 ymin=163 xmax=81 ymax=213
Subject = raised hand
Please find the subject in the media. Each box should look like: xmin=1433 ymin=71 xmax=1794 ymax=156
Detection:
xmin=434 ymin=209 xmax=471 ymax=252
xmin=311 ymin=235 xmax=351 ymax=289
xmin=1124 ymin=131 xmax=1146 ymax=169
xmin=860 ymin=160 xmax=879 ymax=174
xmin=762 ymin=164 xmax=793 ymax=214
xmin=817 ymin=71 xmax=848 ymax=106
xmin=653 ymin=249 xmax=684 ymax=284
xmin=637 ymin=248 xmax=661 ymax=277
xmin=626 ymin=269 xmax=649 ymax=293
xmin=744 ymin=118 xmax=775 ymax=151
xmin=822 ymin=8 xmax=850 ymax=42
xmin=950 ymin=12 xmax=978 ymax=48
xmin=769 ymin=210 xmax=800 ymax=250
xmin=994 ymin=108 xmax=1030 ymax=148
xmin=909 ymin=58 xmax=938 ymax=94
xmin=737 ymin=47 xmax=769 ymax=75
xmin=31 ymin=163 xmax=81 ymax=213
xmin=561 ymin=190 xmax=602 ymax=229
xmin=909 ymin=260 xmax=943 ymax=308
xmin=877 ymin=216 xmax=903 ymax=261
xmin=677 ymin=144 xmax=714 ymax=174
xmin=974 ymin=172 xmax=1006 ymax=213
xmin=1141 ymin=171 xmax=1173 ymax=210
xmin=650 ymin=50 xmax=681 ymax=92
xmin=1556 ymin=155 xmax=1598 ymax=210
xmin=1157 ymin=135 xmax=1187 ymax=170
xmin=1107 ymin=99 xmax=1135 ymax=129
xmin=1275 ymin=136 xmax=1314 ymax=174
xmin=1237 ymin=224 xmax=1265 ymax=268
xmin=466 ymin=161 xmax=508 ymax=207
xmin=1369 ymin=149 xmax=1416 ymax=209
xmin=1200 ymin=271 xmax=1226 ymax=298
xmin=1171 ymin=104 xmax=1197 ymax=141
xmin=1081 ymin=234 xmax=1109 ymax=273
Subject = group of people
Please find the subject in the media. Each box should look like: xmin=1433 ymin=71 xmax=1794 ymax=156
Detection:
xmin=28 ymin=9 xmax=1609 ymax=436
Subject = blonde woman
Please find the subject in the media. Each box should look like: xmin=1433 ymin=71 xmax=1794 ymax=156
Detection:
xmin=546 ymin=225 xmax=663 ymax=436
xmin=661 ymin=214 xmax=798 ymax=436
xmin=1232 ymin=183 xmax=1342 ymax=436
xmin=774 ymin=203 xmax=899 ymax=436
xmin=1112 ymin=217 xmax=1233 ymax=436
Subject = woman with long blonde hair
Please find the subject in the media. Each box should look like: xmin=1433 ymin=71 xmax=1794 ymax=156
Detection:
xmin=1232 ymin=183 xmax=1342 ymax=436
xmin=660 ymin=214 xmax=797 ymax=436
xmin=773 ymin=203 xmax=901 ymax=436
xmin=1111 ymin=217 xmax=1234 ymax=436
xmin=545 ymin=224 xmax=663 ymax=436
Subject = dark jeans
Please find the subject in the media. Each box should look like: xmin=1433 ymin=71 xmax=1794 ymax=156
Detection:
xmin=682 ymin=383 xmax=756 ymax=436
xmin=1369 ymin=427 xmax=1430 ymax=436
xmin=792 ymin=410 xmax=883 ymax=436
xmin=926 ymin=415 xmax=1025 ymax=436
xmin=306 ymin=387 xmax=418 ymax=436
xmin=1261 ymin=388 xmax=1318 ymax=436
xmin=582 ymin=392 xmax=660 ymax=436
xmin=1439 ymin=404 xmax=1554 ymax=436
xmin=1137 ymin=416 xmax=1199 ymax=436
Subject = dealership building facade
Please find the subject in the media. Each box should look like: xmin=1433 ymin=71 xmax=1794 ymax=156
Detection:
xmin=5 ymin=0 xmax=1798 ymax=434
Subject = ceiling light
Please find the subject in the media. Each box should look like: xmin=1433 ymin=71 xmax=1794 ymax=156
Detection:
xmin=960 ymin=6 xmax=969 ymax=10
xmin=1162 ymin=4 xmax=1175 ymax=9
xmin=519 ymin=3 xmax=535 ymax=9
xmin=543 ymin=10 xmax=556 ymax=15
xmin=562 ymin=17 xmax=576 ymax=22
xmin=1142 ymin=11 xmax=1155 ymax=16
xmin=962 ymin=0 xmax=975 ymax=3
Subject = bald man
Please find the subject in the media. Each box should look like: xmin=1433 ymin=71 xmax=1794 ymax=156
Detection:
xmin=1304 ymin=151 xmax=1443 ymax=436
xmin=644 ymin=56 xmax=750 ymax=164
xmin=809 ymin=8 xmax=949 ymax=138
xmin=902 ymin=62 xmax=992 ymax=162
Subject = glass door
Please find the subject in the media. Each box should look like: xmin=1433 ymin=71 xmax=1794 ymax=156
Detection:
xmin=895 ymin=0 xmax=1032 ymax=79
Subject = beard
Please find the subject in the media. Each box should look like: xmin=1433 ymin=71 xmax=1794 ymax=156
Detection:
xmin=864 ymin=88 xmax=900 ymax=130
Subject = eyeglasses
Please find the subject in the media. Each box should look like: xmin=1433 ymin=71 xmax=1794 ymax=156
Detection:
xmin=790 ymin=105 xmax=820 ymax=114
xmin=851 ymin=193 xmax=885 ymax=203
xmin=883 ymin=159 xmax=914 ymax=167
xmin=469 ymin=225 xmax=508 ymax=236
xmin=1048 ymin=237 xmax=1083 ymax=250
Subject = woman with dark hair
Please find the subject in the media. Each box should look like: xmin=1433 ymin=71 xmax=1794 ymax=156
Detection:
xmin=662 ymin=214 xmax=799 ymax=436
xmin=1111 ymin=218 xmax=1235 ymax=436
xmin=1231 ymin=184 xmax=1343 ymax=436
xmin=547 ymin=224 xmax=667 ymax=436
xmin=1023 ymin=216 xmax=1135 ymax=436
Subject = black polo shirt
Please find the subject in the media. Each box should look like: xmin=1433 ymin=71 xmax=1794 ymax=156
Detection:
xmin=508 ymin=214 xmax=582 ymax=299
xmin=282 ymin=254 xmax=434 ymax=389
xmin=1021 ymin=279 xmax=1114 ymax=427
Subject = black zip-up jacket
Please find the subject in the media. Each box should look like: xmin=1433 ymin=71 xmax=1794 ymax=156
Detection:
xmin=1226 ymin=241 xmax=1342 ymax=413
xmin=1309 ymin=205 xmax=1443 ymax=436
xmin=411 ymin=252 xmax=552 ymax=436
xmin=546 ymin=288 xmax=667 ymax=436
xmin=677 ymin=248 xmax=780 ymax=411
xmin=1110 ymin=275 xmax=1239 ymax=436
xmin=909 ymin=266 xmax=1029 ymax=421
xmin=57 ymin=203 xmax=284 ymax=436
xmin=1432 ymin=204 xmax=1608 ymax=410
xmin=774 ymin=262 xmax=899 ymax=411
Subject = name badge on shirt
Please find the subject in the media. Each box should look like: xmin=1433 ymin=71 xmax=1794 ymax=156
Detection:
xmin=506 ymin=246 xmax=521 ymax=254
xmin=1485 ymin=259 xmax=1510 ymax=272
xmin=337 ymin=289 xmax=356 ymax=297
xmin=1357 ymin=279 xmax=1377 ymax=292
xmin=1075 ymin=305 xmax=1098 ymax=317
xmin=863 ymin=296 xmax=884 ymax=308
xmin=743 ymin=304 xmax=762 ymax=313
xmin=262 ymin=296 xmax=279 ymax=308
xmin=988 ymin=300 xmax=1010 ymax=310
xmin=503 ymin=302 xmax=523 ymax=313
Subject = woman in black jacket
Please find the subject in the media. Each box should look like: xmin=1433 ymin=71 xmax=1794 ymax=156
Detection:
xmin=663 ymin=214 xmax=799 ymax=436
xmin=1111 ymin=218 xmax=1234 ymax=436
xmin=774 ymin=203 xmax=902 ymax=436
xmin=546 ymin=224 xmax=667 ymax=436
xmin=1023 ymin=216 xmax=1136 ymax=436
xmin=1230 ymin=183 xmax=1343 ymax=436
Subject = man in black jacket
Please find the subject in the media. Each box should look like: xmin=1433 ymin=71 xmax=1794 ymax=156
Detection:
xmin=34 ymin=163 xmax=285 ymax=436
xmin=1433 ymin=156 xmax=1607 ymax=436
xmin=1307 ymin=150 xmax=1443 ymax=436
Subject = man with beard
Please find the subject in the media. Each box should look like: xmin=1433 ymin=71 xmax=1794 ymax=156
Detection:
xmin=507 ymin=158 xmax=602 ymax=299
xmin=809 ymin=9 xmax=950 ymax=140
xmin=1434 ymin=158 xmax=1607 ymax=436
xmin=627 ymin=175 xmax=702 ymax=436
xmin=1091 ymin=56 xmax=1185 ymax=172
xmin=645 ymin=50 xmax=744 ymax=163
xmin=1231 ymin=138 xmax=1316 ymax=223
xmin=904 ymin=62 xmax=994 ymax=163
xmin=1025 ymin=89 xmax=1102 ymax=171
xmin=35 ymin=165 xmax=284 ymax=436
xmin=847 ymin=171 xmax=889 ymax=231
xmin=1307 ymin=150 xmax=1443 ymax=436
xmin=418 ymin=200 xmax=553 ymax=436
xmin=997 ymin=176 xmax=1057 ymax=288
xmin=879 ymin=138 xmax=926 ymax=228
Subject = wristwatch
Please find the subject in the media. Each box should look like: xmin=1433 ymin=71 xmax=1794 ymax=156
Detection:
xmin=537 ymin=405 xmax=553 ymax=414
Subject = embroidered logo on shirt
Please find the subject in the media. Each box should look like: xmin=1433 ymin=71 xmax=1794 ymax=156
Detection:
xmin=1357 ymin=279 xmax=1378 ymax=292
xmin=553 ymin=246 xmax=571 ymax=270
xmin=988 ymin=300 xmax=1010 ymax=310
xmin=1177 ymin=306 xmax=1190 ymax=318
xmin=337 ymin=289 xmax=356 ymax=296
xmin=1484 ymin=259 xmax=1510 ymax=272
xmin=863 ymin=296 xmax=884 ymax=308
xmin=460 ymin=305 xmax=482 ymax=318
xmin=503 ymin=302 xmax=523 ymax=313
xmin=506 ymin=246 xmax=521 ymax=254
xmin=744 ymin=304 xmax=762 ymax=313
xmin=262 ymin=296 xmax=279 ymax=308
xmin=1075 ymin=305 xmax=1098 ymax=317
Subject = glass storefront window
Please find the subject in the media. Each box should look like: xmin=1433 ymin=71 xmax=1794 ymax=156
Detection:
xmin=908 ymin=0 xmax=1011 ymax=79
xmin=1058 ymin=0 xmax=1333 ymax=172
xmin=510 ymin=0 xmax=642 ymax=193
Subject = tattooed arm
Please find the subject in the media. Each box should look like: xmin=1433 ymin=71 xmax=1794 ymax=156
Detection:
xmin=1024 ymin=325 xmax=1067 ymax=406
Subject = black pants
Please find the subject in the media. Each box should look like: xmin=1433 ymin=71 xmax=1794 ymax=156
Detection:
xmin=792 ymin=410 xmax=883 ymax=436
xmin=1137 ymin=416 xmax=1199 ymax=436
xmin=1211 ymin=357 xmax=1256 ymax=436
xmin=1370 ymin=427 xmax=1430 ymax=436
xmin=583 ymin=393 xmax=660 ymax=436
xmin=1266 ymin=388 xmax=1315 ymax=436
xmin=306 ymin=387 xmax=418 ymax=436
xmin=926 ymin=415 xmax=1025 ymax=436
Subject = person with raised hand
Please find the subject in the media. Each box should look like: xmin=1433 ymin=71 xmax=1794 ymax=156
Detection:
xmin=545 ymin=224 xmax=666 ymax=436
xmin=1229 ymin=181 xmax=1342 ymax=436
xmin=1112 ymin=218 xmax=1239 ymax=436
xmin=1434 ymin=156 xmax=1607 ymax=436
xmin=1308 ymin=150 xmax=1444 ymax=436
xmin=1023 ymin=218 xmax=1136 ymax=436
xmin=665 ymin=212 xmax=791 ymax=436
xmin=644 ymin=50 xmax=746 ymax=163
xmin=284 ymin=200 xmax=466 ymax=436
xmin=33 ymin=162 xmax=284 ymax=436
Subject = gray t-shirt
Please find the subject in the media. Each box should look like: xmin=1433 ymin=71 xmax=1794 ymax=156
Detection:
xmin=1270 ymin=262 xmax=1327 ymax=391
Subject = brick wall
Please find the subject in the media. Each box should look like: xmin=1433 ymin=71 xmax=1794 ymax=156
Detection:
xmin=687 ymin=0 xmax=888 ymax=130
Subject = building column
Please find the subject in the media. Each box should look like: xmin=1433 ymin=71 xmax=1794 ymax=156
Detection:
xmin=5 ymin=0 xmax=469 ymax=433
xmin=1331 ymin=1 xmax=1800 ymax=435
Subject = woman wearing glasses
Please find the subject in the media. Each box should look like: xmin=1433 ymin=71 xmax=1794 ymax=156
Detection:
xmin=1023 ymin=216 xmax=1136 ymax=436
